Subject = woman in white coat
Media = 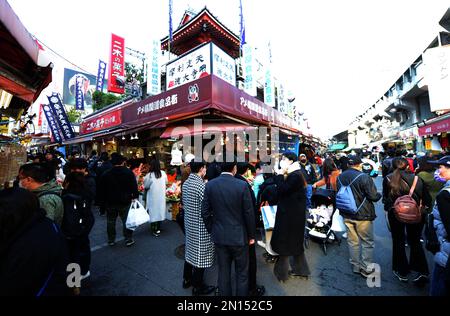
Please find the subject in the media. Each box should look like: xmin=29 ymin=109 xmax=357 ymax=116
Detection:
xmin=144 ymin=158 xmax=168 ymax=237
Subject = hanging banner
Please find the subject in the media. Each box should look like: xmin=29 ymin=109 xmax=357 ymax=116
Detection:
xmin=42 ymin=104 xmax=62 ymax=143
xmin=212 ymin=44 xmax=236 ymax=87
xmin=423 ymin=45 xmax=450 ymax=112
xmin=107 ymin=33 xmax=125 ymax=94
xmin=264 ymin=66 xmax=275 ymax=107
xmin=96 ymin=60 xmax=107 ymax=92
xmin=75 ymin=75 xmax=85 ymax=110
xmin=147 ymin=39 xmax=161 ymax=95
xmin=242 ymin=44 xmax=256 ymax=96
xmin=277 ymin=81 xmax=287 ymax=114
xmin=47 ymin=93 xmax=75 ymax=140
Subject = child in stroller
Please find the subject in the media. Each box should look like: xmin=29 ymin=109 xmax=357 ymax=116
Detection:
xmin=305 ymin=188 xmax=341 ymax=255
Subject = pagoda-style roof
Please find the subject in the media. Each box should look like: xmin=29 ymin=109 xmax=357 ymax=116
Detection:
xmin=161 ymin=7 xmax=240 ymax=59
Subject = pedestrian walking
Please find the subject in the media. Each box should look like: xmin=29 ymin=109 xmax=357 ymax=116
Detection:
xmin=144 ymin=158 xmax=168 ymax=237
xmin=181 ymin=160 xmax=216 ymax=296
xmin=299 ymin=153 xmax=317 ymax=209
xmin=271 ymin=152 xmax=310 ymax=282
xmin=202 ymin=159 xmax=255 ymax=296
xmin=336 ymin=155 xmax=382 ymax=278
xmin=383 ymin=157 xmax=432 ymax=283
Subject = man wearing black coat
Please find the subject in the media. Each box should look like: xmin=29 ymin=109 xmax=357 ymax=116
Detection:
xmin=202 ymin=160 xmax=256 ymax=296
xmin=98 ymin=154 xmax=139 ymax=247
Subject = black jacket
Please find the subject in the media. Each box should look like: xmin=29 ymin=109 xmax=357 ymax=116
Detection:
xmin=382 ymin=170 xmax=432 ymax=212
xmin=337 ymin=168 xmax=382 ymax=221
xmin=98 ymin=166 xmax=139 ymax=207
xmin=382 ymin=157 xmax=394 ymax=178
xmin=339 ymin=156 xmax=349 ymax=172
xmin=202 ymin=174 xmax=255 ymax=246
xmin=299 ymin=162 xmax=317 ymax=185
xmin=271 ymin=170 xmax=307 ymax=256
xmin=0 ymin=211 xmax=70 ymax=296
xmin=257 ymin=176 xmax=279 ymax=207
xmin=85 ymin=171 xmax=97 ymax=202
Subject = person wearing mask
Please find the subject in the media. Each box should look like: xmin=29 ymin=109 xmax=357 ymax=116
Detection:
xmin=252 ymin=162 xmax=266 ymax=200
xmin=181 ymin=160 xmax=216 ymax=296
xmin=202 ymin=158 xmax=255 ymax=296
xmin=235 ymin=163 xmax=265 ymax=297
xmin=271 ymin=152 xmax=310 ymax=282
xmin=98 ymin=154 xmax=139 ymax=247
xmin=416 ymin=156 xmax=444 ymax=207
xmin=0 ymin=188 xmax=69 ymax=296
xmin=428 ymin=156 xmax=450 ymax=296
xmin=18 ymin=163 xmax=64 ymax=226
xmin=383 ymin=157 xmax=432 ymax=284
xmin=144 ymin=158 xmax=168 ymax=237
xmin=62 ymin=172 xmax=95 ymax=283
xmin=337 ymin=155 xmax=382 ymax=278
xmin=361 ymin=151 xmax=379 ymax=178
xmin=299 ymin=153 xmax=317 ymax=210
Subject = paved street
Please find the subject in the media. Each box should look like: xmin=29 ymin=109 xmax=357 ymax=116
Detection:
xmin=82 ymin=177 xmax=433 ymax=296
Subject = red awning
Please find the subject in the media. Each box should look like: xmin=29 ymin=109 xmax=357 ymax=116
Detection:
xmin=160 ymin=123 xmax=256 ymax=139
xmin=419 ymin=115 xmax=450 ymax=137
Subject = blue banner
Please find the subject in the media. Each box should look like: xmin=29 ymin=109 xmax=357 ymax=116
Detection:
xmin=75 ymin=75 xmax=85 ymax=110
xmin=42 ymin=104 xmax=63 ymax=143
xmin=239 ymin=0 xmax=246 ymax=48
xmin=96 ymin=60 xmax=107 ymax=92
xmin=47 ymin=93 xmax=75 ymax=140
xmin=169 ymin=0 xmax=173 ymax=44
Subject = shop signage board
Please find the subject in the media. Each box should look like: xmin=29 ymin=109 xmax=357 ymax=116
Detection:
xmin=242 ymin=44 xmax=257 ymax=96
xmin=211 ymin=44 xmax=236 ymax=87
xmin=146 ymin=39 xmax=161 ymax=95
xmin=96 ymin=60 xmax=107 ymax=92
xmin=264 ymin=66 xmax=275 ymax=107
xmin=423 ymin=45 xmax=450 ymax=112
xmin=80 ymin=109 xmax=122 ymax=134
xmin=108 ymin=33 xmax=125 ymax=94
xmin=419 ymin=117 xmax=450 ymax=136
xmin=277 ymin=82 xmax=287 ymax=115
xmin=47 ymin=93 xmax=75 ymax=140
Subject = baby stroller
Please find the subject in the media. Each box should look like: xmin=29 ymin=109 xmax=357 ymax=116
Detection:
xmin=305 ymin=188 xmax=341 ymax=255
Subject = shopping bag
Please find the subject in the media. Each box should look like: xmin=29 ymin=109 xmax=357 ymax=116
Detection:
xmin=261 ymin=205 xmax=277 ymax=230
xmin=330 ymin=209 xmax=347 ymax=232
xmin=126 ymin=200 xmax=150 ymax=231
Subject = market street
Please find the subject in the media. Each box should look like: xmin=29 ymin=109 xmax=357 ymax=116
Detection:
xmin=82 ymin=176 xmax=433 ymax=296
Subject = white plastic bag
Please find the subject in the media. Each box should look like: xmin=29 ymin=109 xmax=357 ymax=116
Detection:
xmin=126 ymin=200 xmax=150 ymax=231
xmin=261 ymin=205 xmax=277 ymax=230
xmin=331 ymin=209 xmax=347 ymax=232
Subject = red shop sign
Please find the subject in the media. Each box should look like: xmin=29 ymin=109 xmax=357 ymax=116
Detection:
xmin=80 ymin=109 xmax=122 ymax=134
xmin=107 ymin=33 xmax=125 ymax=94
xmin=419 ymin=117 xmax=450 ymax=136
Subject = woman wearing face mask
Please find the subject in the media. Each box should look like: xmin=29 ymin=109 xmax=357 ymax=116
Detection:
xmin=271 ymin=152 xmax=310 ymax=282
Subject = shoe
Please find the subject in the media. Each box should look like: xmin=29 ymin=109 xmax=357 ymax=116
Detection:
xmin=411 ymin=273 xmax=428 ymax=284
xmin=265 ymin=255 xmax=278 ymax=264
xmin=257 ymin=241 xmax=266 ymax=248
xmin=359 ymin=269 xmax=375 ymax=278
xmin=393 ymin=270 xmax=408 ymax=282
xmin=182 ymin=279 xmax=191 ymax=289
xmin=249 ymin=285 xmax=265 ymax=297
xmin=192 ymin=285 xmax=216 ymax=296
xmin=125 ymin=239 xmax=135 ymax=247
xmin=288 ymin=270 xmax=309 ymax=279
xmin=108 ymin=241 xmax=115 ymax=246
xmin=152 ymin=231 xmax=160 ymax=237
xmin=80 ymin=271 xmax=90 ymax=280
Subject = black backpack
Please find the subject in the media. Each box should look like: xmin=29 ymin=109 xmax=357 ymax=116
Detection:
xmin=60 ymin=194 xmax=93 ymax=238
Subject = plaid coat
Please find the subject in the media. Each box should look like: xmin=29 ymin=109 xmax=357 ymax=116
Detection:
xmin=182 ymin=174 xmax=215 ymax=268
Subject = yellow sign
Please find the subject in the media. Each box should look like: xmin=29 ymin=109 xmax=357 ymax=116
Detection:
xmin=0 ymin=116 xmax=9 ymax=134
xmin=425 ymin=138 xmax=432 ymax=151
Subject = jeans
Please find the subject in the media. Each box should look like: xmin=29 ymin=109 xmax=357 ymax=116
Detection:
xmin=183 ymin=261 xmax=205 ymax=288
xmin=216 ymin=245 xmax=249 ymax=296
xmin=66 ymin=236 xmax=91 ymax=275
xmin=387 ymin=211 xmax=428 ymax=276
xmin=106 ymin=204 xmax=133 ymax=242
xmin=430 ymin=263 xmax=450 ymax=296
xmin=306 ymin=185 xmax=313 ymax=209
xmin=344 ymin=219 xmax=374 ymax=273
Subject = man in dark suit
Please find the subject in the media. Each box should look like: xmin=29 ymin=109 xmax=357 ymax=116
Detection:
xmin=202 ymin=159 xmax=256 ymax=296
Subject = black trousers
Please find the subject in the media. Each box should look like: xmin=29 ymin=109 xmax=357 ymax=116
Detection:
xmin=216 ymin=245 xmax=249 ymax=296
xmin=183 ymin=261 xmax=205 ymax=288
xmin=388 ymin=211 xmax=429 ymax=275
xmin=273 ymin=253 xmax=310 ymax=281
xmin=249 ymin=244 xmax=257 ymax=292
xmin=66 ymin=236 xmax=91 ymax=275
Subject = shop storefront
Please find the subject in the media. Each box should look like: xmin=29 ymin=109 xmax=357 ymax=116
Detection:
xmin=419 ymin=114 xmax=450 ymax=153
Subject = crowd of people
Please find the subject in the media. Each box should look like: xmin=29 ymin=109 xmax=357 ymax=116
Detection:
xmin=0 ymin=146 xmax=449 ymax=297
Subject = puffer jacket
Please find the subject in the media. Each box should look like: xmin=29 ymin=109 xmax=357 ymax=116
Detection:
xmin=433 ymin=182 xmax=450 ymax=269
xmin=32 ymin=179 xmax=64 ymax=226
xmin=336 ymin=168 xmax=382 ymax=221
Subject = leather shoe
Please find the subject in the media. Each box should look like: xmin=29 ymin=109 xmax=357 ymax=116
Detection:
xmin=182 ymin=279 xmax=191 ymax=289
xmin=192 ymin=285 xmax=216 ymax=296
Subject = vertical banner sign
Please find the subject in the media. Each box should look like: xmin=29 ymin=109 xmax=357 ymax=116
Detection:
xmin=96 ymin=60 xmax=107 ymax=92
xmin=243 ymin=44 xmax=256 ymax=96
xmin=42 ymin=104 xmax=62 ymax=143
xmin=147 ymin=39 xmax=161 ymax=95
xmin=108 ymin=34 xmax=125 ymax=94
xmin=423 ymin=45 xmax=450 ymax=112
xmin=75 ymin=75 xmax=85 ymax=110
xmin=212 ymin=44 xmax=236 ymax=87
xmin=277 ymin=82 xmax=287 ymax=114
xmin=47 ymin=93 xmax=75 ymax=140
xmin=264 ymin=67 xmax=275 ymax=107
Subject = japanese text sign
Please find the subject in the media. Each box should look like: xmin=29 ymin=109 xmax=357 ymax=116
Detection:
xmin=108 ymin=33 xmax=125 ymax=94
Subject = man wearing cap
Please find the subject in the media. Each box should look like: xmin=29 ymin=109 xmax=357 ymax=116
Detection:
xmin=299 ymin=153 xmax=317 ymax=209
xmin=428 ymin=156 xmax=450 ymax=296
xmin=337 ymin=155 xmax=382 ymax=278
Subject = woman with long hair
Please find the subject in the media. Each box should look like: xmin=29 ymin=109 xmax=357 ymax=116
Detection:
xmin=313 ymin=158 xmax=340 ymax=191
xmin=144 ymin=158 xmax=168 ymax=236
xmin=383 ymin=157 xmax=432 ymax=284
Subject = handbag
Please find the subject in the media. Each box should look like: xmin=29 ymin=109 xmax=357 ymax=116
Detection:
xmin=330 ymin=209 xmax=346 ymax=232
xmin=126 ymin=200 xmax=150 ymax=231
xmin=261 ymin=203 xmax=277 ymax=230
